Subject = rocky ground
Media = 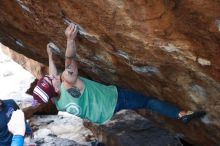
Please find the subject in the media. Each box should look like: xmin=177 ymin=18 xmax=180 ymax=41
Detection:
xmin=25 ymin=112 xmax=96 ymax=146
xmin=21 ymin=110 xmax=184 ymax=146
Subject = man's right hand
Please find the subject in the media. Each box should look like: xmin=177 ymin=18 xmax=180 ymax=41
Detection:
xmin=65 ymin=23 xmax=78 ymax=41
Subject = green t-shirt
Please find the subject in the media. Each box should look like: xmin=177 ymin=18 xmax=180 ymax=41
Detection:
xmin=55 ymin=77 xmax=118 ymax=124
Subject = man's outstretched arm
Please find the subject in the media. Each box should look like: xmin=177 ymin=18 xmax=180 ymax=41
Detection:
xmin=65 ymin=23 xmax=78 ymax=67
xmin=47 ymin=44 xmax=58 ymax=76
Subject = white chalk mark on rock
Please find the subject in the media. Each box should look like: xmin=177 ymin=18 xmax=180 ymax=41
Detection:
xmin=16 ymin=0 xmax=32 ymax=13
xmin=115 ymin=50 xmax=130 ymax=60
xmin=161 ymin=43 xmax=179 ymax=53
xmin=63 ymin=18 xmax=98 ymax=43
xmin=216 ymin=20 xmax=220 ymax=31
xmin=197 ymin=58 xmax=211 ymax=66
xmin=15 ymin=40 xmax=24 ymax=47
xmin=131 ymin=65 xmax=160 ymax=75
xmin=48 ymin=42 xmax=61 ymax=55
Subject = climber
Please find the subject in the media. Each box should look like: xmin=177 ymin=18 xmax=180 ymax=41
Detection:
xmin=0 ymin=99 xmax=32 ymax=146
xmin=32 ymin=23 xmax=206 ymax=125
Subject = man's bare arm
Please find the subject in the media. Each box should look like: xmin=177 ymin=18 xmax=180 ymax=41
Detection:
xmin=65 ymin=23 xmax=78 ymax=67
xmin=47 ymin=44 xmax=58 ymax=76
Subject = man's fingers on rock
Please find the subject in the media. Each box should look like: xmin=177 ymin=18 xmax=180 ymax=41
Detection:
xmin=68 ymin=23 xmax=72 ymax=29
xmin=71 ymin=24 xmax=76 ymax=31
xmin=68 ymin=23 xmax=73 ymax=30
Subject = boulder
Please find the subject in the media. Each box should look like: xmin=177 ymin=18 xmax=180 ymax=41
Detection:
xmin=0 ymin=1 xmax=220 ymax=145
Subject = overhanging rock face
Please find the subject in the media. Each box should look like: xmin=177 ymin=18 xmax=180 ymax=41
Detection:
xmin=0 ymin=1 xmax=220 ymax=145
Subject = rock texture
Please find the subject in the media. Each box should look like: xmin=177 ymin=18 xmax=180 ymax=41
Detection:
xmin=0 ymin=0 xmax=220 ymax=145
xmin=84 ymin=110 xmax=183 ymax=146
xmin=27 ymin=112 xmax=95 ymax=146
